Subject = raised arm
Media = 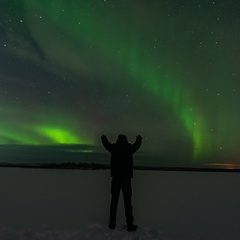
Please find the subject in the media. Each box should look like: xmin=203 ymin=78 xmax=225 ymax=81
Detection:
xmin=131 ymin=135 xmax=142 ymax=153
xmin=101 ymin=135 xmax=113 ymax=152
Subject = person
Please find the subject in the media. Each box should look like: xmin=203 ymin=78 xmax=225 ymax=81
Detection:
xmin=101 ymin=134 xmax=142 ymax=231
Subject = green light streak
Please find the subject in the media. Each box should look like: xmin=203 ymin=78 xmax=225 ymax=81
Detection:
xmin=136 ymin=65 xmax=211 ymax=161
xmin=0 ymin=107 xmax=92 ymax=145
xmin=0 ymin=126 xmax=39 ymax=145
xmin=34 ymin=125 xmax=82 ymax=144
xmin=0 ymin=122 xmax=90 ymax=145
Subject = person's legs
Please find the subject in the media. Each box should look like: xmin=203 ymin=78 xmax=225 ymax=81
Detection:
xmin=122 ymin=178 xmax=134 ymax=226
xmin=109 ymin=178 xmax=121 ymax=227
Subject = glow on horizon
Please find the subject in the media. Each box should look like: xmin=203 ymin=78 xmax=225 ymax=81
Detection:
xmin=206 ymin=163 xmax=240 ymax=170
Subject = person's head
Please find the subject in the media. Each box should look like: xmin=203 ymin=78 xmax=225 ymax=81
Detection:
xmin=116 ymin=134 xmax=128 ymax=145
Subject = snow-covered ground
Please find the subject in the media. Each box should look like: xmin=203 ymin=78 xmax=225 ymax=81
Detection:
xmin=0 ymin=168 xmax=239 ymax=240
xmin=0 ymin=224 xmax=164 ymax=240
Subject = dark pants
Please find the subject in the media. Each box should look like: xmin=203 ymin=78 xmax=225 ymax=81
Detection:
xmin=110 ymin=177 xmax=134 ymax=225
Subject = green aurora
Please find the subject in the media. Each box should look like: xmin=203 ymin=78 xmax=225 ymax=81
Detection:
xmin=1 ymin=0 xmax=240 ymax=165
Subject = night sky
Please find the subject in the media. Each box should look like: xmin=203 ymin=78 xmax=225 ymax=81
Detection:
xmin=1 ymin=0 xmax=240 ymax=166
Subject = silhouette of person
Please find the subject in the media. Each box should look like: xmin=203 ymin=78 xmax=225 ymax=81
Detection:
xmin=101 ymin=134 xmax=142 ymax=231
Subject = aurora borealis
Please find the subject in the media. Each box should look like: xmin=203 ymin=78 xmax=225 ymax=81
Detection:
xmin=1 ymin=0 xmax=240 ymax=166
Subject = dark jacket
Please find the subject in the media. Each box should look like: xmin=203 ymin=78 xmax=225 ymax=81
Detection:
xmin=101 ymin=135 xmax=142 ymax=178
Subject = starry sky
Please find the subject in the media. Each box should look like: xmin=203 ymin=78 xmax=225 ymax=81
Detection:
xmin=0 ymin=0 xmax=240 ymax=166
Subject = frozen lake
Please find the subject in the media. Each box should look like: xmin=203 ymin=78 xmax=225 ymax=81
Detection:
xmin=0 ymin=168 xmax=239 ymax=240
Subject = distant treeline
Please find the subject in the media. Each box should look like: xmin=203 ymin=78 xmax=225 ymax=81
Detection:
xmin=0 ymin=162 xmax=109 ymax=170
xmin=0 ymin=162 xmax=240 ymax=172
xmin=39 ymin=162 xmax=109 ymax=170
